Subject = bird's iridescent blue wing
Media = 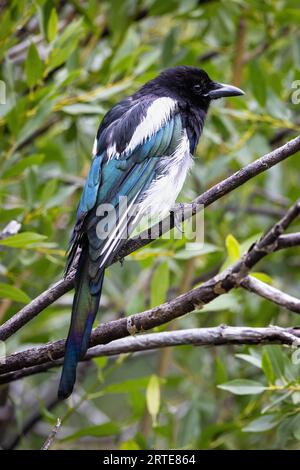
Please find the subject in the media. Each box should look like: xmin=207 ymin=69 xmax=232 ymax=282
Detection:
xmin=87 ymin=113 xmax=183 ymax=274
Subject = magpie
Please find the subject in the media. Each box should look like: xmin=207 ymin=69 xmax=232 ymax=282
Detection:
xmin=58 ymin=66 xmax=244 ymax=399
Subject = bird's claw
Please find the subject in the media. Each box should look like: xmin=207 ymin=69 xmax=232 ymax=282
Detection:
xmin=170 ymin=206 xmax=184 ymax=233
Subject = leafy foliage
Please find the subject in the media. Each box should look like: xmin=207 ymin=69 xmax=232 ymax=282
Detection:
xmin=0 ymin=0 xmax=300 ymax=450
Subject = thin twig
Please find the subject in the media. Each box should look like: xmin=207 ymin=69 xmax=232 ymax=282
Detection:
xmin=41 ymin=418 xmax=61 ymax=450
xmin=226 ymin=204 xmax=285 ymax=219
xmin=276 ymin=233 xmax=300 ymax=250
xmin=241 ymin=276 xmax=300 ymax=313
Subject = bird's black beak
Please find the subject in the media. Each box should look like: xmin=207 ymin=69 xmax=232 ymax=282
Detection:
xmin=207 ymin=82 xmax=245 ymax=100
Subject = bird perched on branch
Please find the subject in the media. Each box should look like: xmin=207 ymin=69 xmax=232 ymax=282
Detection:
xmin=58 ymin=66 xmax=244 ymax=399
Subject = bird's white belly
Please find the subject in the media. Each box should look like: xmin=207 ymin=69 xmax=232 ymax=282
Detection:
xmin=138 ymin=131 xmax=193 ymax=219
xmin=99 ymin=131 xmax=192 ymax=266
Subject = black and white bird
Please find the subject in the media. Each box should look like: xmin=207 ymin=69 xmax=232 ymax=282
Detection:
xmin=58 ymin=66 xmax=244 ymax=399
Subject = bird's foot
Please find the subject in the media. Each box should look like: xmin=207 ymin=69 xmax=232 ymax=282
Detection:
xmin=170 ymin=205 xmax=185 ymax=233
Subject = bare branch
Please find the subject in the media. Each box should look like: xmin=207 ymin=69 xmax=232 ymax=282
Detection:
xmin=1 ymin=196 xmax=299 ymax=378
xmin=251 ymin=188 xmax=290 ymax=208
xmin=1 ymin=135 xmax=300 ymax=342
xmin=276 ymin=233 xmax=300 ymax=250
xmin=41 ymin=419 xmax=61 ymax=450
xmin=241 ymin=276 xmax=300 ymax=313
xmin=1 ymin=326 xmax=300 ymax=384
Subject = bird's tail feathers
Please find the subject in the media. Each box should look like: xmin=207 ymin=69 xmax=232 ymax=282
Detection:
xmin=58 ymin=244 xmax=104 ymax=399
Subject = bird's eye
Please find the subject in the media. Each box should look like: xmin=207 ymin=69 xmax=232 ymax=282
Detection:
xmin=193 ymin=84 xmax=202 ymax=92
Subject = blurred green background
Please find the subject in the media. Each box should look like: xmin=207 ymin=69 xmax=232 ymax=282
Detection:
xmin=0 ymin=0 xmax=300 ymax=450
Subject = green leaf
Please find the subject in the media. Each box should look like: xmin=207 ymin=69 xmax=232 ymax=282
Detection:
xmin=266 ymin=346 xmax=289 ymax=383
xmin=225 ymin=234 xmax=240 ymax=261
xmin=0 ymin=283 xmax=30 ymax=303
xmin=25 ymin=43 xmax=43 ymax=87
xmin=16 ymin=101 xmax=52 ymax=148
xmin=93 ymin=356 xmax=108 ymax=370
xmin=120 ymin=440 xmax=140 ymax=450
xmin=215 ymin=356 xmax=228 ymax=384
xmin=262 ymin=350 xmax=275 ymax=384
xmin=240 ymin=233 xmax=263 ymax=254
xmin=235 ymin=353 xmax=262 ymax=369
xmin=107 ymin=0 xmax=130 ymax=41
xmin=250 ymin=272 xmax=273 ymax=284
xmin=40 ymin=179 xmax=58 ymax=205
xmin=2 ymin=154 xmax=45 ymax=178
xmin=218 ymin=379 xmax=267 ymax=395
xmin=62 ymin=422 xmax=120 ymax=442
xmin=292 ymin=37 xmax=300 ymax=70
xmin=0 ymin=208 xmax=23 ymax=223
xmin=249 ymin=61 xmax=267 ymax=106
xmin=200 ymin=292 xmax=241 ymax=314
xmin=150 ymin=261 xmax=169 ymax=308
xmin=101 ymin=376 xmax=150 ymax=395
xmin=75 ymin=80 xmax=131 ymax=103
xmin=175 ymin=243 xmax=220 ymax=260
xmin=47 ymin=8 xmax=58 ymax=42
xmin=47 ymin=18 xmax=83 ymax=70
xmin=292 ymin=391 xmax=300 ymax=405
xmin=0 ymin=232 xmax=47 ymax=248
xmin=292 ymin=414 xmax=300 ymax=440
xmin=61 ymin=104 xmax=105 ymax=115
xmin=262 ymin=391 xmax=292 ymax=414
xmin=40 ymin=406 xmax=57 ymax=424
xmin=243 ymin=415 xmax=278 ymax=433
xmin=146 ymin=375 xmax=160 ymax=427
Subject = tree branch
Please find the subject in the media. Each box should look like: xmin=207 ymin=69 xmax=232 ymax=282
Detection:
xmin=276 ymin=233 xmax=300 ymax=250
xmin=241 ymin=276 xmax=300 ymax=313
xmin=1 ymin=135 xmax=300 ymax=342
xmin=1 ymin=196 xmax=299 ymax=378
xmin=1 ymin=326 xmax=300 ymax=384
xmin=41 ymin=419 xmax=61 ymax=450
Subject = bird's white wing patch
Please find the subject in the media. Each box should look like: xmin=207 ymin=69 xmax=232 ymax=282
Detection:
xmin=92 ymin=138 xmax=98 ymax=156
xmin=107 ymin=97 xmax=177 ymax=160
xmin=106 ymin=142 xmax=117 ymax=160
xmin=125 ymin=97 xmax=177 ymax=155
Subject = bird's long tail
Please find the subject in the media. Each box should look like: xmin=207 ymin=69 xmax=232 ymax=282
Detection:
xmin=58 ymin=242 xmax=104 ymax=399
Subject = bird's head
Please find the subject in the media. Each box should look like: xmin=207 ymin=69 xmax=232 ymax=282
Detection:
xmin=151 ymin=66 xmax=244 ymax=110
